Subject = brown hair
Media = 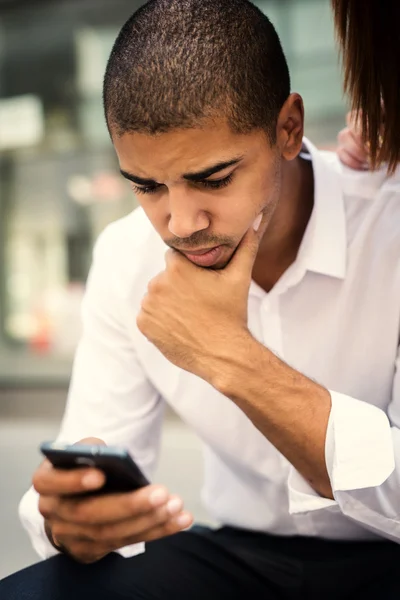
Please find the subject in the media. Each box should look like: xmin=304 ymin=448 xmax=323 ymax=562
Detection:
xmin=332 ymin=0 xmax=400 ymax=172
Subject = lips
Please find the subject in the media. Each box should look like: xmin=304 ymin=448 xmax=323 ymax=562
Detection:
xmin=180 ymin=245 xmax=224 ymax=267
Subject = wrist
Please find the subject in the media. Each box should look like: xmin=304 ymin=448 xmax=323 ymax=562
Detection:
xmin=207 ymin=329 xmax=263 ymax=396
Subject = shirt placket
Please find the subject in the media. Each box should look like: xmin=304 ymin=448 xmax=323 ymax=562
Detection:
xmin=259 ymin=294 xmax=283 ymax=358
xmin=259 ymin=281 xmax=318 ymax=536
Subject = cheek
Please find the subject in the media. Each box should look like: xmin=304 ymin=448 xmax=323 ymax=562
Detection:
xmin=217 ymin=198 xmax=255 ymax=231
xmin=219 ymin=177 xmax=275 ymax=231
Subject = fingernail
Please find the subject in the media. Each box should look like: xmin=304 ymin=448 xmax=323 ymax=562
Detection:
xmin=149 ymin=488 xmax=169 ymax=507
xmin=175 ymin=513 xmax=192 ymax=529
xmin=82 ymin=472 xmax=104 ymax=489
xmin=253 ymin=214 xmax=262 ymax=232
xmin=166 ymin=497 xmax=183 ymax=516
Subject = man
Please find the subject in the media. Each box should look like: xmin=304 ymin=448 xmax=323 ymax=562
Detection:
xmin=2 ymin=0 xmax=400 ymax=598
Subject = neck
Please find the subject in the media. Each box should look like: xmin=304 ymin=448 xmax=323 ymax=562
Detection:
xmin=253 ymin=155 xmax=314 ymax=292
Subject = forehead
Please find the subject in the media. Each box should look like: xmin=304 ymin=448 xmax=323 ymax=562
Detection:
xmin=112 ymin=120 xmax=268 ymax=179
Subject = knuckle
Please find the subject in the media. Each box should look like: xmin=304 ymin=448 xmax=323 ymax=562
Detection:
xmin=154 ymin=506 xmax=169 ymax=526
xmin=95 ymin=524 xmax=113 ymax=542
xmin=81 ymin=528 xmax=98 ymax=543
xmin=32 ymin=470 xmax=45 ymax=493
xmin=147 ymin=276 xmax=162 ymax=294
xmin=140 ymin=293 xmax=149 ymax=309
xmin=128 ymin=490 xmax=151 ymax=517
xmin=165 ymin=249 xmax=175 ymax=264
xmin=162 ymin=520 xmax=181 ymax=537
xmin=337 ymin=129 xmax=347 ymax=143
xmin=167 ymin=258 xmax=180 ymax=275
xmin=136 ymin=311 xmax=147 ymax=334
xmin=51 ymin=521 xmax=68 ymax=540
xmin=38 ymin=497 xmax=53 ymax=519
xmin=69 ymin=501 xmax=91 ymax=524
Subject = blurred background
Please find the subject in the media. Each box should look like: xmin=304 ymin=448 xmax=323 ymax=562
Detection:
xmin=0 ymin=0 xmax=347 ymax=580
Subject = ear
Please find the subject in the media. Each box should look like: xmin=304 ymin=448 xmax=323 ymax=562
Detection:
xmin=276 ymin=93 xmax=305 ymax=161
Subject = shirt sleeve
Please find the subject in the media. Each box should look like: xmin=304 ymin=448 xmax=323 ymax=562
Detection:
xmin=19 ymin=224 xmax=164 ymax=560
xmin=288 ymin=349 xmax=400 ymax=543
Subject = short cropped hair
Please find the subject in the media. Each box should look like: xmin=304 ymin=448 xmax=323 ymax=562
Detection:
xmin=103 ymin=0 xmax=290 ymax=143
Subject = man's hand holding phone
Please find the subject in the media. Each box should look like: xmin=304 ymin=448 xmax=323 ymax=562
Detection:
xmin=33 ymin=438 xmax=193 ymax=564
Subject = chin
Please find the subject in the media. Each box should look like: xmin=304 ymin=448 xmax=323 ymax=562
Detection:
xmin=212 ymin=250 xmax=236 ymax=270
xmin=210 ymin=259 xmax=230 ymax=270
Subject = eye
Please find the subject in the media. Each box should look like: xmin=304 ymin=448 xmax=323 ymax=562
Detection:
xmin=200 ymin=173 xmax=234 ymax=190
xmin=131 ymin=173 xmax=234 ymax=195
xmin=130 ymin=183 xmax=162 ymax=196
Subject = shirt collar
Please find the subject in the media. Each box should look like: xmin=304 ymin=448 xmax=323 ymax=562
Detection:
xmin=296 ymin=137 xmax=347 ymax=280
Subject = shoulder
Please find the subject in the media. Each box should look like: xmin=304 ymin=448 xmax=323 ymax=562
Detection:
xmin=339 ymin=161 xmax=400 ymax=248
xmin=317 ymin=146 xmax=400 ymax=204
xmin=91 ymin=207 xmax=166 ymax=298
xmin=315 ymin=146 xmax=400 ymax=242
xmin=330 ymin=156 xmax=400 ymax=277
xmin=317 ymin=148 xmax=390 ymax=200
xmin=94 ymin=207 xmax=156 ymax=258
xmin=306 ymin=141 xmax=400 ymax=282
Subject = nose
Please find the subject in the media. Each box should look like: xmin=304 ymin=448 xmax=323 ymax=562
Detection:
xmin=167 ymin=188 xmax=210 ymax=239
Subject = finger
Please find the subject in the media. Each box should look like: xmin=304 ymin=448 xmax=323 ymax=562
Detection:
xmin=33 ymin=461 xmax=106 ymax=496
xmin=141 ymin=511 xmax=193 ymax=542
xmin=224 ymin=218 xmax=262 ymax=277
xmin=50 ymin=495 xmax=187 ymax=543
xmin=47 ymin=484 xmax=171 ymax=525
xmin=337 ymin=129 xmax=368 ymax=164
xmin=75 ymin=437 xmax=107 ymax=446
xmin=346 ymin=110 xmax=363 ymax=136
xmin=337 ymin=127 xmax=357 ymax=148
xmin=53 ymin=511 xmax=193 ymax=564
xmin=164 ymin=248 xmax=189 ymax=271
xmin=337 ymin=147 xmax=369 ymax=171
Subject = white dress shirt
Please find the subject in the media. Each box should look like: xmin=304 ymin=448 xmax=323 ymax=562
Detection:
xmin=20 ymin=139 xmax=400 ymax=560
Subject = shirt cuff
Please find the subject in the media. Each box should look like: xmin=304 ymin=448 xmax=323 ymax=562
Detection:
xmin=116 ymin=542 xmax=145 ymax=558
xmin=326 ymin=390 xmax=395 ymax=491
xmin=288 ymin=395 xmax=337 ymax=514
xmin=288 ymin=466 xmax=337 ymax=515
xmin=288 ymin=389 xmax=395 ymax=515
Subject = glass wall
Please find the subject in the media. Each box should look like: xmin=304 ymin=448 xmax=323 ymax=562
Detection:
xmin=0 ymin=0 xmax=347 ymax=386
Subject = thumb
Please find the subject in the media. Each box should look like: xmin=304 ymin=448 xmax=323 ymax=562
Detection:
xmin=75 ymin=437 xmax=107 ymax=446
xmin=225 ymin=214 xmax=262 ymax=276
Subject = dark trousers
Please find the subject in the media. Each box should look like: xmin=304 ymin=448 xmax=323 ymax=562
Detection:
xmin=1 ymin=526 xmax=400 ymax=599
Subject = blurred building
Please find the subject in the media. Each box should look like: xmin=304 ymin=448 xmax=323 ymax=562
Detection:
xmin=0 ymin=0 xmax=347 ymax=388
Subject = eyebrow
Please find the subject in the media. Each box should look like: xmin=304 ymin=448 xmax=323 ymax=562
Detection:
xmin=120 ymin=156 xmax=244 ymax=186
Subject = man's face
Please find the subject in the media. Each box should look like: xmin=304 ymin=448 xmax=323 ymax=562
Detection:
xmin=113 ymin=118 xmax=282 ymax=269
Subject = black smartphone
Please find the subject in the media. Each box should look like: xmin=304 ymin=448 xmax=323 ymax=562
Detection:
xmin=40 ymin=441 xmax=149 ymax=494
